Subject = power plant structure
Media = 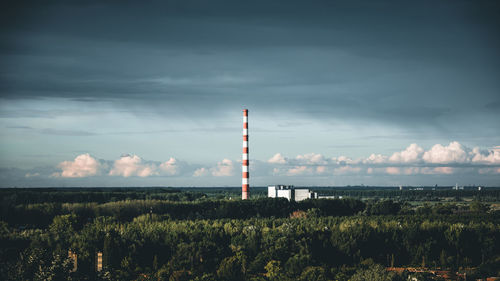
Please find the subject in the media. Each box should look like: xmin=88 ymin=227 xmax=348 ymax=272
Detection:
xmin=240 ymin=109 xmax=333 ymax=201
xmin=242 ymin=109 xmax=249 ymax=200
xmin=268 ymin=185 xmax=318 ymax=201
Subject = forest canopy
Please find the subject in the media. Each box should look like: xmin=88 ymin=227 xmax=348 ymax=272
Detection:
xmin=0 ymin=187 xmax=499 ymax=280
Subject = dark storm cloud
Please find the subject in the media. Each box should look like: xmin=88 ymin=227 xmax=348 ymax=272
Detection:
xmin=1 ymin=0 xmax=499 ymax=132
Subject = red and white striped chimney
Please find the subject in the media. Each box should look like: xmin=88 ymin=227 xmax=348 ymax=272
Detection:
xmin=242 ymin=109 xmax=249 ymax=200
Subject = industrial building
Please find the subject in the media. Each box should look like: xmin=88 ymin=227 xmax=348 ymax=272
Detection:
xmin=268 ymin=185 xmax=318 ymax=201
xmin=242 ymin=111 xmax=327 ymax=202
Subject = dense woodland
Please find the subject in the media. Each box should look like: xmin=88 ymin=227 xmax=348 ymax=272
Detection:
xmin=0 ymin=187 xmax=499 ymax=280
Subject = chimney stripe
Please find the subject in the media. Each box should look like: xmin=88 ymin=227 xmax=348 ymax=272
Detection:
xmin=242 ymin=109 xmax=249 ymax=200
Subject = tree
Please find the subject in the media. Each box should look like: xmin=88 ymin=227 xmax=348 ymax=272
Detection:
xmin=24 ymin=249 xmax=74 ymax=281
xmin=285 ymin=254 xmax=311 ymax=276
xmin=265 ymin=260 xmax=285 ymax=280
xmin=103 ymin=230 xmax=122 ymax=269
xmin=469 ymin=201 xmax=489 ymax=213
xmin=349 ymin=264 xmax=399 ymax=281
xmin=49 ymin=214 xmax=77 ymax=250
xmin=299 ymin=266 xmax=327 ymax=281
xmin=217 ymin=256 xmax=243 ymax=281
xmin=369 ymin=201 xmax=401 ymax=215
xmin=169 ymin=270 xmax=190 ymax=281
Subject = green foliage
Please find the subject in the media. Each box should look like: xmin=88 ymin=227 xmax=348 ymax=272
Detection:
xmin=2 ymin=197 xmax=369 ymax=228
xmin=103 ymin=230 xmax=123 ymax=269
xmin=2 ymin=212 xmax=500 ymax=280
xmin=34 ymin=252 xmax=74 ymax=281
xmin=367 ymin=200 xmax=401 ymax=215
xmin=169 ymin=270 xmax=190 ymax=281
xmin=349 ymin=264 xmax=399 ymax=281
xmin=285 ymin=254 xmax=311 ymax=276
xmin=265 ymin=260 xmax=285 ymax=280
xmin=299 ymin=266 xmax=327 ymax=281
xmin=470 ymin=200 xmax=489 ymax=213
xmin=217 ymin=256 xmax=243 ymax=280
xmin=0 ymin=221 xmax=8 ymax=236
xmin=50 ymin=214 xmax=77 ymax=233
xmin=1 ymin=188 xmax=500 ymax=280
xmin=13 ymin=248 xmax=74 ymax=281
xmin=306 ymin=208 xmax=321 ymax=218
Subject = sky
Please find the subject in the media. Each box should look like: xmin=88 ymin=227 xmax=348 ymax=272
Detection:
xmin=0 ymin=0 xmax=499 ymax=187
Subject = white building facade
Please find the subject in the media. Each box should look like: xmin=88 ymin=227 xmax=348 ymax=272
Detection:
xmin=268 ymin=185 xmax=317 ymax=201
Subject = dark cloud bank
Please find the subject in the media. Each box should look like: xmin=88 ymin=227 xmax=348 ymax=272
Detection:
xmin=2 ymin=1 xmax=499 ymax=121
xmin=0 ymin=0 xmax=499 ymax=187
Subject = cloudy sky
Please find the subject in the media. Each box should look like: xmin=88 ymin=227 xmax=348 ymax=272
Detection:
xmin=1 ymin=0 xmax=499 ymax=187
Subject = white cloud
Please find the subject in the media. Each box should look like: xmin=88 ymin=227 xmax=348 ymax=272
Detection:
xmin=54 ymin=153 xmax=102 ymax=178
xmin=422 ymin=141 xmax=469 ymax=164
xmin=383 ymin=166 xmax=454 ymax=176
xmin=211 ymin=158 xmax=234 ymax=177
xmin=268 ymin=153 xmax=287 ymax=164
xmin=471 ymin=146 xmax=500 ymax=164
xmin=51 ymin=141 xmax=500 ymax=181
xmin=108 ymin=155 xmax=182 ymax=177
xmin=364 ymin=153 xmax=387 ymax=164
xmin=191 ymin=158 xmax=235 ymax=177
xmin=159 ymin=157 xmax=179 ymax=175
xmin=296 ymin=153 xmax=327 ymax=164
xmin=266 ymin=141 xmax=499 ymax=178
xmin=389 ymin=143 xmax=424 ymax=163
xmin=193 ymin=167 xmax=208 ymax=177
xmin=334 ymin=156 xmax=357 ymax=165
xmin=109 ymin=154 xmax=157 ymax=177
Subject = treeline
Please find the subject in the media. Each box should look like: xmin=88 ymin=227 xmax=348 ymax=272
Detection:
xmin=2 ymin=187 xmax=499 ymax=206
xmin=1 ymin=214 xmax=499 ymax=280
xmin=315 ymin=188 xmax=500 ymax=201
xmin=0 ymin=187 xmax=207 ymax=205
xmin=1 ymin=198 xmax=366 ymax=228
xmin=2 ymin=197 xmax=495 ymax=229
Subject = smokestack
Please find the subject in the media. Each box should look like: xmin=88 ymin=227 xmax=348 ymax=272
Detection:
xmin=242 ymin=109 xmax=249 ymax=200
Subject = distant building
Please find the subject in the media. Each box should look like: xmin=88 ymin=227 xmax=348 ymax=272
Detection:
xmin=268 ymin=185 xmax=317 ymax=201
xmin=68 ymin=250 xmax=77 ymax=272
xmin=96 ymin=252 xmax=103 ymax=272
xmin=317 ymin=195 xmax=336 ymax=199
